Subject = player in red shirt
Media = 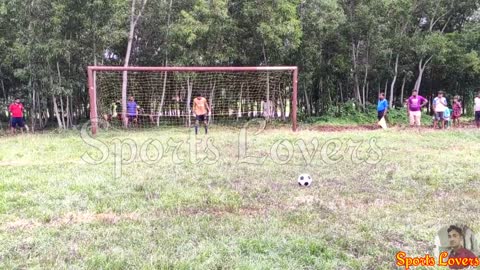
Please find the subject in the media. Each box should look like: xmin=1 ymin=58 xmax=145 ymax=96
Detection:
xmin=8 ymin=98 xmax=25 ymax=134
xmin=447 ymin=225 xmax=478 ymax=269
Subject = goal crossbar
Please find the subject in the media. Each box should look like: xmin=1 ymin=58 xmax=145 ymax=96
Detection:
xmin=88 ymin=66 xmax=298 ymax=72
xmin=87 ymin=66 xmax=298 ymax=134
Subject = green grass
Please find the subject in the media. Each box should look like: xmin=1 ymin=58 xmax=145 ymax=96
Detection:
xmin=1 ymin=126 xmax=480 ymax=269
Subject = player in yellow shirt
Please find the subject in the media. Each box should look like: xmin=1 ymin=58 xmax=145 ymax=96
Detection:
xmin=193 ymin=92 xmax=211 ymax=134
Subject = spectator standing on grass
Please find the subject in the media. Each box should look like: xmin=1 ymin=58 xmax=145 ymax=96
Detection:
xmin=8 ymin=97 xmax=25 ymax=134
xmin=475 ymin=91 xmax=480 ymax=129
xmin=452 ymin=96 xmax=462 ymax=128
xmin=443 ymin=106 xmax=452 ymax=129
xmin=377 ymin=92 xmax=388 ymax=122
xmin=407 ymin=90 xmax=428 ymax=127
xmin=433 ymin=91 xmax=448 ymax=129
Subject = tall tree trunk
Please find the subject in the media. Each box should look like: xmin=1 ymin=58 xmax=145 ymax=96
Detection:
xmin=400 ymin=75 xmax=407 ymax=107
xmin=304 ymin=84 xmax=311 ymax=116
xmin=60 ymin=95 xmax=66 ymax=129
xmin=30 ymin=79 xmax=35 ymax=132
xmin=157 ymin=71 xmax=168 ymax=125
xmin=362 ymin=65 xmax=368 ymax=109
xmin=52 ymin=95 xmax=63 ymax=129
xmin=366 ymin=82 xmax=369 ymax=105
xmin=70 ymin=95 xmax=74 ymax=125
xmin=156 ymin=0 xmax=172 ymax=126
xmin=352 ymin=41 xmax=361 ymax=104
xmin=319 ymin=78 xmax=324 ymax=113
xmin=271 ymin=86 xmax=276 ymax=119
xmin=122 ymin=0 xmax=148 ymax=127
xmin=280 ymin=85 xmax=286 ymax=121
xmin=56 ymin=61 xmax=66 ymax=129
xmin=237 ymin=83 xmax=243 ymax=121
xmin=339 ymin=82 xmax=344 ymax=104
xmin=121 ymin=0 xmax=136 ymax=128
xmin=37 ymin=92 xmax=44 ymax=129
xmin=389 ymin=54 xmax=399 ymax=108
xmin=414 ymin=56 xmax=433 ymax=93
xmin=66 ymin=96 xmax=71 ymax=128
xmin=361 ymin=39 xmax=370 ymax=109
xmin=209 ymin=80 xmax=216 ymax=124
xmin=0 ymin=79 xmax=6 ymax=100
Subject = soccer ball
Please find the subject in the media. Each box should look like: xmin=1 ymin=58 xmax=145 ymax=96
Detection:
xmin=297 ymin=174 xmax=312 ymax=187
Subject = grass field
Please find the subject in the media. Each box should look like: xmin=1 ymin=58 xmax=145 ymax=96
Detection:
xmin=1 ymin=125 xmax=480 ymax=269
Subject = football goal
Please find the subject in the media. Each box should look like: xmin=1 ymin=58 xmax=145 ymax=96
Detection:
xmin=87 ymin=66 xmax=298 ymax=134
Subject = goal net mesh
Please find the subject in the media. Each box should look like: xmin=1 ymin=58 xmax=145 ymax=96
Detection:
xmin=93 ymin=70 xmax=295 ymax=128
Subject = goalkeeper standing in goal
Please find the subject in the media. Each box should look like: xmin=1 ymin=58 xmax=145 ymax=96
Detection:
xmin=193 ymin=92 xmax=211 ymax=135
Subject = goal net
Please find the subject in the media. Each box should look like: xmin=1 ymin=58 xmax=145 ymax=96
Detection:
xmin=88 ymin=66 xmax=298 ymax=134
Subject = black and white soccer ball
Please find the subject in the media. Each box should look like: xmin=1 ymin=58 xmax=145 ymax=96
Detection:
xmin=297 ymin=174 xmax=312 ymax=187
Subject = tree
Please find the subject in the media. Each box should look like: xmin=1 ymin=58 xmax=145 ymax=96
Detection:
xmin=121 ymin=0 xmax=148 ymax=127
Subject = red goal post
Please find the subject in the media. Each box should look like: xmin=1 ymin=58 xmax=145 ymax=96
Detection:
xmin=87 ymin=66 xmax=298 ymax=134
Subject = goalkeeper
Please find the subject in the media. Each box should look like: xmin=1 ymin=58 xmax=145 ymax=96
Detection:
xmin=192 ymin=92 xmax=210 ymax=135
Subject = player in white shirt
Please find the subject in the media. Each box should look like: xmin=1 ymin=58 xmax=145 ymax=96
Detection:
xmin=474 ymin=91 xmax=480 ymax=129
xmin=433 ymin=91 xmax=448 ymax=129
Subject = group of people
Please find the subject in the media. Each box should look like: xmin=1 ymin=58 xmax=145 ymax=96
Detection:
xmin=6 ymin=90 xmax=480 ymax=134
xmin=377 ymin=90 xmax=480 ymax=129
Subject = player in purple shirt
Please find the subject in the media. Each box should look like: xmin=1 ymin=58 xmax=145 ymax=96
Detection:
xmin=406 ymin=90 xmax=428 ymax=127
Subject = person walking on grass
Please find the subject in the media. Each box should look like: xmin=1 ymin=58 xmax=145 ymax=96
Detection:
xmin=452 ymin=96 xmax=462 ymax=128
xmin=407 ymin=90 xmax=428 ymax=127
xmin=433 ymin=91 xmax=448 ymax=129
xmin=475 ymin=91 xmax=480 ymax=129
xmin=8 ymin=97 xmax=25 ymax=135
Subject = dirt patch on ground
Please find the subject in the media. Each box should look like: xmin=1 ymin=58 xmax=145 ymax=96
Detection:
xmin=308 ymin=124 xmax=479 ymax=133
xmin=50 ymin=212 xmax=141 ymax=226
xmin=163 ymin=206 xmax=266 ymax=218
xmin=308 ymin=125 xmax=381 ymax=132
xmin=3 ymin=212 xmax=141 ymax=232
xmin=0 ymin=160 xmax=84 ymax=167
xmin=4 ymin=219 xmax=41 ymax=231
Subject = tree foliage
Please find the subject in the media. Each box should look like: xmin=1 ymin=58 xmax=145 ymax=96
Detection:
xmin=0 ymin=0 xmax=479 ymax=128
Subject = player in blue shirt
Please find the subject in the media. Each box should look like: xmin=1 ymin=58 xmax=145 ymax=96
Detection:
xmin=127 ymin=96 xmax=139 ymax=127
xmin=377 ymin=92 xmax=389 ymax=121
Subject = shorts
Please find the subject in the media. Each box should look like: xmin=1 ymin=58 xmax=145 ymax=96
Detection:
xmin=435 ymin=112 xmax=444 ymax=121
xmin=409 ymin=110 xmax=422 ymax=126
xmin=475 ymin=111 xmax=480 ymax=122
xmin=196 ymin=114 xmax=207 ymax=122
xmin=377 ymin=111 xmax=386 ymax=121
xmin=128 ymin=115 xmax=137 ymax=121
xmin=11 ymin=117 xmax=24 ymax=128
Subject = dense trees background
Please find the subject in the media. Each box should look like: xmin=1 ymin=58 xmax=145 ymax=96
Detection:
xmin=1 ymin=0 xmax=479 ymax=129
